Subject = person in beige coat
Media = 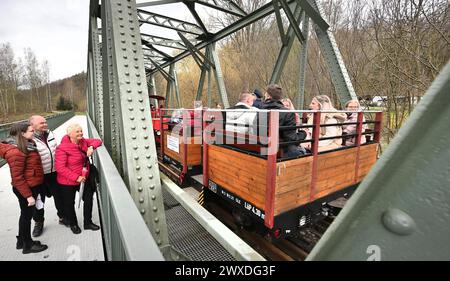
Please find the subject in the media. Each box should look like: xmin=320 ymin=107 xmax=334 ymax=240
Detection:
xmin=302 ymin=95 xmax=346 ymax=152
xmin=342 ymin=99 xmax=367 ymax=146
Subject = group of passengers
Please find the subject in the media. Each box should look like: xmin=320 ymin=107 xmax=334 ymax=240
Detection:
xmin=0 ymin=116 xmax=102 ymax=254
xmin=225 ymin=84 xmax=367 ymax=157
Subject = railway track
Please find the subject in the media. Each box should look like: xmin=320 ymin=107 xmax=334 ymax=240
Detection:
xmin=205 ymin=201 xmax=337 ymax=261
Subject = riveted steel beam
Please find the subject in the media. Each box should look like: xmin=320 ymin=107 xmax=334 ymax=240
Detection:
xmin=147 ymin=0 xmax=299 ymax=75
xmin=308 ymin=60 xmax=450 ymax=261
xmin=297 ymin=14 xmax=310 ymax=109
xmin=90 ymin=18 xmax=104 ymax=138
xmin=137 ymin=0 xmax=246 ymax=17
xmin=278 ymin=0 xmax=305 ymax=43
xmin=178 ymin=32 xmax=213 ymax=70
xmin=270 ymin=2 xmax=303 ymax=84
xmin=191 ymin=0 xmax=247 ymax=17
xmin=295 ymin=0 xmax=329 ymax=31
xmin=101 ymin=0 xmax=123 ymax=171
xmin=137 ymin=9 xmax=203 ymax=36
xmin=141 ymin=33 xmax=188 ymax=50
xmin=208 ymin=43 xmax=229 ymax=108
xmin=102 ymin=0 xmax=171 ymax=254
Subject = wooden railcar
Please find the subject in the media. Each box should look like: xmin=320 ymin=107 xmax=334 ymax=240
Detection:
xmin=159 ymin=109 xmax=203 ymax=184
xmin=202 ymin=110 xmax=383 ymax=238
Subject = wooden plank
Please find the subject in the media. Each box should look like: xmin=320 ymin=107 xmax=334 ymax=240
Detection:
xmin=209 ymin=161 xmax=267 ymax=196
xmin=208 ymin=154 xmax=268 ymax=187
xmin=208 ymin=145 xmax=267 ymax=210
xmin=274 ymin=185 xmax=311 ymax=215
xmin=209 ymin=145 xmax=267 ymax=170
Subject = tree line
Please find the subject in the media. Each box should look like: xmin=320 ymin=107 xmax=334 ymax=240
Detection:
xmin=0 ymin=43 xmax=87 ymax=123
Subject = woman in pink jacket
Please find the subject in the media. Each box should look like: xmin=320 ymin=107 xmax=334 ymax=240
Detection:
xmin=55 ymin=124 xmax=102 ymax=234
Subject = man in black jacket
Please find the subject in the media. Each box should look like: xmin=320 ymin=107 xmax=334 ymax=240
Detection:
xmin=262 ymin=84 xmax=307 ymax=157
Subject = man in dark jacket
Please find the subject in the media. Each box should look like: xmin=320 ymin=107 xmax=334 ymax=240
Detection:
xmin=262 ymin=84 xmax=307 ymax=157
xmin=252 ymin=89 xmax=264 ymax=109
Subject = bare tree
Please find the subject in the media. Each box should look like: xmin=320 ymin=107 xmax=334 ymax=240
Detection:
xmin=24 ymin=48 xmax=42 ymax=110
xmin=42 ymin=59 xmax=52 ymax=112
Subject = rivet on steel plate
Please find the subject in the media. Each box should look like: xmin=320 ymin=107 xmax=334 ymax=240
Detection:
xmin=382 ymin=208 xmax=416 ymax=236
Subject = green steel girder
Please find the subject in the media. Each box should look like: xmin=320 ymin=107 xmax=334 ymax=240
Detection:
xmin=184 ymin=1 xmax=210 ymax=36
xmin=170 ymin=64 xmax=182 ymax=108
xmin=270 ymin=2 xmax=303 ymax=84
xmin=140 ymin=33 xmax=188 ymax=51
xmin=308 ymin=60 xmax=450 ymax=261
xmin=148 ymin=57 xmax=174 ymax=82
xmin=278 ymin=0 xmax=305 ymax=43
xmin=137 ymin=0 xmax=247 ymax=18
xmin=295 ymin=0 xmax=329 ymax=31
xmin=297 ymin=13 xmax=310 ymax=109
xmin=307 ymin=0 xmax=357 ymax=105
xmin=101 ymin=0 xmax=123 ymax=171
xmin=190 ymin=0 xmax=247 ymax=17
xmin=146 ymin=0 xmax=299 ymax=75
xmin=178 ymin=32 xmax=214 ymax=70
xmin=273 ymin=0 xmax=288 ymax=45
xmin=99 ymin=0 xmax=172 ymax=254
xmin=209 ymin=43 xmax=230 ymax=108
xmin=142 ymin=45 xmax=172 ymax=61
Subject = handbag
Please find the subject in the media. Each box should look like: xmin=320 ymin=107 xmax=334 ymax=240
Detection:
xmin=86 ymin=157 xmax=99 ymax=193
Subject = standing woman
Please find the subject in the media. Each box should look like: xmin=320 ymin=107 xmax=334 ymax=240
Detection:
xmin=55 ymin=124 xmax=102 ymax=234
xmin=0 ymin=123 xmax=48 ymax=254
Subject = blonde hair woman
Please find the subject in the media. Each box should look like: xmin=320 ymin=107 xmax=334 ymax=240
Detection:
xmin=282 ymin=98 xmax=301 ymax=126
xmin=302 ymin=95 xmax=346 ymax=152
xmin=55 ymin=124 xmax=102 ymax=234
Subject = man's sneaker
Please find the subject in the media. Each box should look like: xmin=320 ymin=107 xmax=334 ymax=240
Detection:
xmin=32 ymin=222 xmax=44 ymax=237
xmin=84 ymin=222 xmax=100 ymax=231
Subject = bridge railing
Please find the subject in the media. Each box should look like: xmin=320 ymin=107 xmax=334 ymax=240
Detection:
xmin=0 ymin=111 xmax=75 ymax=167
xmin=87 ymin=115 xmax=164 ymax=261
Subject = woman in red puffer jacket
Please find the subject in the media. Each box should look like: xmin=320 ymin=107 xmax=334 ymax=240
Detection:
xmin=55 ymin=123 xmax=102 ymax=235
xmin=0 ymin=122 xmax=48 ymax=254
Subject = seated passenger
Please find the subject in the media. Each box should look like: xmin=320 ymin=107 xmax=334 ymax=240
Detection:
xmin=226 ymin=92 xmax=258 ymax=135
xmin=302 ymin=95 xmax=346 ymax=152
xmin=342 ymin=99 xmax=367 ymax=146
xmin=262 ymin=84 xmax=307 ymax=157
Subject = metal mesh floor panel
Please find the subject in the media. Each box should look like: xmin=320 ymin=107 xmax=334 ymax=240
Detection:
xmin=165 ymin=205 xmax=236 ymax=261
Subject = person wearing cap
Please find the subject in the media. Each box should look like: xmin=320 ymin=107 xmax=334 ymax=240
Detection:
xmin=252 ymin=89 xmax=264 ymax=109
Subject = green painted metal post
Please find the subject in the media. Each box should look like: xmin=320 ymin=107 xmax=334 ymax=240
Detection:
xmin=270 ymin=3 xmax=302 ymax=84
xmin=297 ymin=14 xmax=310 ymax=110
xmin=100 ymin=0 xmax=170 ymax=252
xmin=209 ymin=43 xmax=230 ymax=108
xmin=308 ymin=0 xmax=357 ymax=105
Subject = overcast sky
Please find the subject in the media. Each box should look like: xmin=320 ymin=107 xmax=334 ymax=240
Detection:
xmin=0 ymin=0 xmax=223 ymax=82
xmin=0 ymin=0 xmax=90 ymax=81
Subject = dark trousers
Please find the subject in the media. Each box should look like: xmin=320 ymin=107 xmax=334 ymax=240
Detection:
xmin=60 ymin=183 xmax=94 ymax=226
xmin=33 ymin=172 xmax=64 ymax=222
xmin=13 ymin=185 xmax=42 ymax=245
